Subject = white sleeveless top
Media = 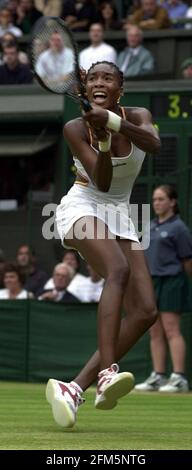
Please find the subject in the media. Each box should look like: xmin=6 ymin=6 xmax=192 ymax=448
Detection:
xmin=73 ymin=107 xmax=146 ymax=202
xmin=74 ymin=141 xmax=145 ymax=202
xmin=56 ymin=108 xmax=146 ymax=245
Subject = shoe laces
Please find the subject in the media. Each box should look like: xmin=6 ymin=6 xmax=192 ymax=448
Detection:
xmin=97 ymin=363 xmax=119 ymax=393
xmin=58 ymin=382 xmax=85 ymax=408
xmin=98 ymin=363 xmax=119 ymax=380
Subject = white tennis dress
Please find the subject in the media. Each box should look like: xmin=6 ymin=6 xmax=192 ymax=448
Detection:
xmin=56 ymin=114 xmax=146 ymax=246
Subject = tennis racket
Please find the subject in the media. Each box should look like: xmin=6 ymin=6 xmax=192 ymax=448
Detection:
xmin=30 ymin=16 xmax=92 ymax=112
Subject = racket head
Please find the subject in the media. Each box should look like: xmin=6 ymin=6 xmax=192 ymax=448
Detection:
xmin=30 ymin=16 xmax=91 ymax=111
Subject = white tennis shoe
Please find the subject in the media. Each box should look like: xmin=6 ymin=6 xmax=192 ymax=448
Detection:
xmin=95 ymin=363 xmax=134 ymax=410
xmin=46 ymin=379 xmax=84 ymax=428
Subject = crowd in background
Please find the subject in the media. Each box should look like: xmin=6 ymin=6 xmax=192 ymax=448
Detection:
xmin=0 ymin=0 xmax=192 ymax=84
xmin=0 ymin=246 xmax=104 ymax=302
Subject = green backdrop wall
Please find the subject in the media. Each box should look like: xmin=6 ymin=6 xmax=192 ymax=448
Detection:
xmin=0 ymin=300 xmax=191 ymax=387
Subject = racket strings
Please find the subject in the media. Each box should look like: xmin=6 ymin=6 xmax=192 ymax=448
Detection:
xmin=31 ymin=18 xmax=79 ymax=96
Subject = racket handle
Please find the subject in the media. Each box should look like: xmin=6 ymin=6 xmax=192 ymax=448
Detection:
xmin=80 ymin=97 xmax=92 ymax=112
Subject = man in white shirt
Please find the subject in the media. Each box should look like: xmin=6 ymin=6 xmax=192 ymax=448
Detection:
xmin=117 ymin=26 xmax=154 ymax=77
xmin=0 ymin=8 xmax=22 ymax=38
xmin=79 ymin=22 xmax=117 ymax=71
xmin=35 ymin=30 xmax=74 ymax=83
xmin=39 ymin=263 xmax=79 ymax=302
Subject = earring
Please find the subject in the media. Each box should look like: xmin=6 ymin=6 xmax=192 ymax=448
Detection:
xmin=117 ymin=96 xmax=121 ymax=104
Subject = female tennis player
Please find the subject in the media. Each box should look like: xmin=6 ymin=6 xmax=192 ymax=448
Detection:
xmin=46 ymin=61 xmax=161 ymax=428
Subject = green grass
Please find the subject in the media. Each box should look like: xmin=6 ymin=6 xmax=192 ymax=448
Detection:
xmin=0 ymin=382 xmax=191 ymax=450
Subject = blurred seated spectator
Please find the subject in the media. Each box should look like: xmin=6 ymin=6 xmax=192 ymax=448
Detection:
xmin=117 ymin=26 xmax=154 ymax=77
xmin=79 ymin=22 xmax=117 ymax=71
xmin=0 ymin=43 xmax=33 ymax=84
xmin=34 ymin=0 xmax=62 ymax=16
xmin=0 ymin=263 xmax=33 ymax=299
xmin=0 ymin=249 xmax=6 ymax=288
xmin=35 ymin=30 xmax=74 ymax=82
xmin=61 ymin=0 xmax=99 ymax=32
xmin=44 ymin=249 xmax=88 ymax=301
xmin=0 ymin=32 xmax=29 ymax=65
xmin=15 ymin=0 xmax=42 ymax=35
xmin=128 ymin=0 xmax=170 ymax=29
xmin=181 ymin=57 xmax=192 ymax=78
xmin=126 ymin=0 xmax=142 ymax=16
xmin=185 ymin=6 xmax=192 ymax=29
xmin=0 ymin=7 xmax=22 ymax=38
xmin=39 ymin=262 xmax=79 ymax=302
xmin=78 ymin=265 xmax=104 ymax=302
xmin=7 ymin=0 xmax=19 ymax=17
xmin=99 ymin=1 xmax=122 ymax=30
xmin=161 ymin=0 xmax=188 ymax=28
xmin=16 ymin=244 xmax=48 ymax=296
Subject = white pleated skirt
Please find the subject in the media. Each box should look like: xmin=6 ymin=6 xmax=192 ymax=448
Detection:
xmin=56 ymin=183 xmax=139 ymax=247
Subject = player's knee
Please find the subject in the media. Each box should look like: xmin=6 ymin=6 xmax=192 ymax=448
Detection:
xmin=107 ymin=262 xmax=129 ymax=289
xmin=139 ymin=303 xmax=158 ymax=328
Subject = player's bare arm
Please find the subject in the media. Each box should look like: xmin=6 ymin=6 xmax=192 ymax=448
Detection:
xmin=64 ymin=119 xmax=113 ymax=192
xmin=83 ymin=106 xmax=161 ymax=153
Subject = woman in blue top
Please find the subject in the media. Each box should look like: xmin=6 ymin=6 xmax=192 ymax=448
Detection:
xmin=135 ymin=185 xmax=192 ymax=393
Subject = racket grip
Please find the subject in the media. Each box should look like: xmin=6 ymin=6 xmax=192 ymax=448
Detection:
xmin=80 ymin=97 xmax=92 ymax=112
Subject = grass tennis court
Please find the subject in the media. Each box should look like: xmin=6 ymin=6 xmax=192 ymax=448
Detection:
xmin=0 ymin=382 xmax=191 ymax=450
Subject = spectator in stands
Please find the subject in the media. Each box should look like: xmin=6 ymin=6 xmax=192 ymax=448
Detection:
xmin=15 ymin=0 xmax=42 ymax=35
xmin=0 ymin=43 xmax=33 ymax=84
xmin=39 ymin=262 xmax=79 ymax=302
xmin=79 ymin=23 xmax=117 ymax=71
xmin=34 ymin=0 xmax=62 ymax=16
xmin=16 ymin=244 xmax=48 ymax=296
xmin=128 ymin=0 xmax=170 ymax=29
xmin=99 ymin=1 xmax=122 ymax=30
xmin=44 ymin=249 xmax=88 ymax=302
xmin=0 ymin=7 xmax=22 ymax=38
xmin=126 ymin=0 xmax=142 ymax=16
xmin=117 ymin=26 xmax=154 ymax=77
xmin=35 ymin=30 xmax=74 ymax=82
xmin=79 ymin=265 xmax=104 ymax=302
xmin=61 ymin=0 xmax=98 ymax=32
xmin=181 ymin=57 xmax=192 ymax=78
xmin=185 ymin=5 xmax=192 ymax=29
xmin=0 ymin=32 xmax=29 ymax=64
xmin=0 ymin=263 xmax=33 ymax=299
xmin=135 ymin=185 xmax=192 ymax=393
xmin=0 ymin=249 xmax=6 ymax=289
xmin=161 ymin=0 xmax=188 ymax=28
xmin=7 ymin=0 xmax=18 ymax=17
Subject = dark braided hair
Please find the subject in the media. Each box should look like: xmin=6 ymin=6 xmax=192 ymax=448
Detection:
xmin=86 ymin=61 xmax=124 ymax=87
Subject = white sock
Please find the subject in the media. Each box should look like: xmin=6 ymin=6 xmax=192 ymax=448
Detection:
xmin=70 ymin=381 xmax=83 ymax=394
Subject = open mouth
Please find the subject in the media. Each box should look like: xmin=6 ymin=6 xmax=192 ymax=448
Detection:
xmin=92 ymin=91 xmax=107 ymax=103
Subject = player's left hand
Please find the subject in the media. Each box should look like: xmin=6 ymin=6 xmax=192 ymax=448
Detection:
xmin=83 ymin=106 xmax=108 ymax=129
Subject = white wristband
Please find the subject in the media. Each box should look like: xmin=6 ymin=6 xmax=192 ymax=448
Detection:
xmin=98 ymin=133 xmax=112 ymax=153
xmin=106 ymin=110 xmax=121 ymax=132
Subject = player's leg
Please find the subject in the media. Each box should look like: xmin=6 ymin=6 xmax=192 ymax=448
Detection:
xmin=46 ymin=217 xmax=133 ymax=426
xmin=158 ymin=312 xmax=189 ymax=392
xmin=73 ymin=240 xmax=157 ymax=392
xmin=135 ymin=317 xmax=168 ymax=391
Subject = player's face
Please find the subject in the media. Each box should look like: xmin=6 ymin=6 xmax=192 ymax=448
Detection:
xmin=86 ymin=64 xmax=121 ymax=109
xmin=152 ymin=189 xmax=175 ymax=216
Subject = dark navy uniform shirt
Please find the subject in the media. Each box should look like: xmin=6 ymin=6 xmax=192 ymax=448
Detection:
xmin=145 ymin=215 xmax=192 ymax=276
